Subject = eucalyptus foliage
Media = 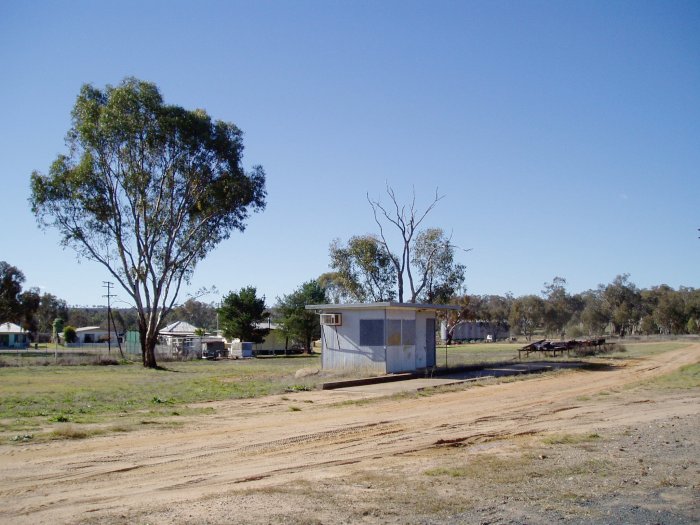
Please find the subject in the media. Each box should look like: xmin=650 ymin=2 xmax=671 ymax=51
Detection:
xmin=325 ymin=235 xmax=396 ymax=303
xmin=30 ymin=78 xmax=266 ymax=367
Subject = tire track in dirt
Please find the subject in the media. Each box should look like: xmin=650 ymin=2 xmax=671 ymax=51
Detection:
xmin=0 ymin=344 xmax=697 ymax=524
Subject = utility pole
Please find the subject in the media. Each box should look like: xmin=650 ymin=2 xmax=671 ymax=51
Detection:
xmin=102 ymin=281 xmax=115 ymax=355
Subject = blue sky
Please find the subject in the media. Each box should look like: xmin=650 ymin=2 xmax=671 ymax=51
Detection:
xmin=1 ymin=0 xmax=698 ymax=307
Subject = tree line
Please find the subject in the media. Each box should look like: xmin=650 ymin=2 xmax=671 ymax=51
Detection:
xmin=448 ymin=274 xmax=700 ymax=342
xmin=4 ymin=256 xmax=698 ymax=349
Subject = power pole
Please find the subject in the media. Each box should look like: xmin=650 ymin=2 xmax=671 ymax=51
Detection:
xmin=102 ymin=281 xmax=115 ymax=355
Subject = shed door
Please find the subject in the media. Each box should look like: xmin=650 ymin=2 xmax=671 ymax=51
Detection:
xmin=426 ymin=318 xmax=436 ymax=367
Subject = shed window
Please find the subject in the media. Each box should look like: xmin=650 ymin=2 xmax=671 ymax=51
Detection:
xmin=386 ymin=319 xmax=416 ymax=346
xmin=359 ymin=319 xmax=384 ymax=346
xmin=387 ymin=320 xmax=402 ymax=345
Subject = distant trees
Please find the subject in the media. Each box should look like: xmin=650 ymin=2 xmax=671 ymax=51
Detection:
xmin=579 ymin=291 xmax=608 ymax=336
xmin=0 ymin=261 xmax=27 ymax=324
xmin=35 ymin=293 xmax=69 ymax=333
xmin=170 ymin=299 xmax=218 ymax=331
xmin=276 ymin=280 xmax=327 ymax=352
xmin=541 ymin=277 xmax=573 ymax=337
xmin=600 ymin=274 xmax=643 ymax=336
xmin=451 ymin=276 xmax=700 ymax=340
xmin=0 ymin=262 xmax=69 ymax=336
xmin=509 ymin=295 xmax=545 ymax=341
xmin=30 ymin=78 xmax=266 ymax=368
xmin=218 ymin=287 xmax=269 ymax=343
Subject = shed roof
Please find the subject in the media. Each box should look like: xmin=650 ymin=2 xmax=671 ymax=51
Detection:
xmin=305 ymin=302 xmax=460 ymax=312
xmin=0 ymin=322 xmax=26 ymax=334
xmin=76 ymin=326 xmax=104 ymax=333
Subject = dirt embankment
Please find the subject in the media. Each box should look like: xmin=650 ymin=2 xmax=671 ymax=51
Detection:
xmin=0 ymin=345 xmax=698 ymax=524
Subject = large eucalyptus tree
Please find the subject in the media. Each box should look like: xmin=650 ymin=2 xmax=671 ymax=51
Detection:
xmin=30 ymin=78 xmax=266 ymax=367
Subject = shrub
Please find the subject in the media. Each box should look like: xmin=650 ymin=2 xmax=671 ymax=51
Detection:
xmin=63 ymin=326 xmax=78 ymax=344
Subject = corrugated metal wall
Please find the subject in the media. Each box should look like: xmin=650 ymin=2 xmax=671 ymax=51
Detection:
xmin=321 ymin=309 xmax=386 ymax=373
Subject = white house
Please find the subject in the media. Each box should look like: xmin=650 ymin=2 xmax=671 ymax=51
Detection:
xmin=159 ymin=321 xmax=226 ymax=357
xmin=158 ymin=320 xmax=199 ymax=354
xmin=74 ymin=326 xmax=117 ymax=345
xmin=159 ymin=320 xmax=199 ymax=345
xmin=305 ymin=302 xmax=459 ymax=374
xmin=0 ymin=322 xmax=29 ymax=349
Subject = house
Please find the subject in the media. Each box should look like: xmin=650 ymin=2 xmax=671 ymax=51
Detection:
xmin=159 ymin=321 xmax=226 ymax=357
xmin=159 ymin=320 xmax=199 ymax=346
xmin=158 ymin=320 xmax=199 ymax=354
xmin=305 ymin=302 xmax=460 ymax=373
xmin=0 ymin=322 xmax=29 ymax=349
xmin=75 ymin=326 xmax=117 ymax=345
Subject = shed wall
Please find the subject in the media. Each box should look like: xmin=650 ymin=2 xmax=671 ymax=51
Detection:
xmin=321 ymin=309 xmax=386 ymax=373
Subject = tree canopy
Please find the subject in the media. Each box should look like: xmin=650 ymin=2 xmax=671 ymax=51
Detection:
xmin=326 ymin=187 xmax=466 ymax=304
xmin=324 ymin=235 xmax=396 ymax=303
xmin=276 ymin=280 xmax=327 ymax=352
xmin=218 ymin=286 xmax=269 ymax=343
xmin=0 ymin=261 xmax=25 ymax=324
xmin=30 ymin=78 xmax=266 ymax=367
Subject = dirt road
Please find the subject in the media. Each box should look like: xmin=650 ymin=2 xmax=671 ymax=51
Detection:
xmin=1 ymin=345 xmax=698 ymax=524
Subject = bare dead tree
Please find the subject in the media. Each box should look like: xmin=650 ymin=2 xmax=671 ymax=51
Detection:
xmin=367 ymin=186 xmax=444 ymax=302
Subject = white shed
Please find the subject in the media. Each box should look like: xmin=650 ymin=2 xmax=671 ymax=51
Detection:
xmin=305 ymin=302 xmax=459 ymax=374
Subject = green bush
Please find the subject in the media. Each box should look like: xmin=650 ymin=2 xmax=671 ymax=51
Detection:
xmin=63 ymin=326 xmax=78 ymax=344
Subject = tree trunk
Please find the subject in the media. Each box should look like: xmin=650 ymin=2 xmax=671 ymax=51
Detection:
xmin=139 ymin=325 xmax=159 ymax=369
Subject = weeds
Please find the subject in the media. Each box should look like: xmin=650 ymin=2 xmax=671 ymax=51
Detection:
xmin=641 ymin=363 xmax=700 ymax=390
xmin=542 ymin=433 xmax=601 ymax=445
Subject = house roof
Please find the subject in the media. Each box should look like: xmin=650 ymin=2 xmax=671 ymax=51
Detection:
xmin=0 ymin=322 xmax=26 ymax=334
xmin=76 ymin=326 xmax=105 ymax=333
xmin=160 ymin=321 xmax=198 ymax=335
xmin=305 ymin=302 xmax=461 ymax=312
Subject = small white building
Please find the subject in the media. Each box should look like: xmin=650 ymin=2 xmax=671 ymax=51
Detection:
xmin=305 ymin=302 xmax=459 ymax=374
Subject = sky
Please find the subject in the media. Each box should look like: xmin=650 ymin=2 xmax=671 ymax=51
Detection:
xmin=1 ymin=0 xmax=698 ymax=308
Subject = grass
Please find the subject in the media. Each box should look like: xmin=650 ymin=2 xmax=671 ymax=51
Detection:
xmin=606 ymin=341 xmax=689 ymax=359
xmin=0 ymin=339 xmax=694 ymax=443
xmin=636 ymin=362 xmax=700 ymax=391
xmin=0 ymin=355 xmax=323 ymax=442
